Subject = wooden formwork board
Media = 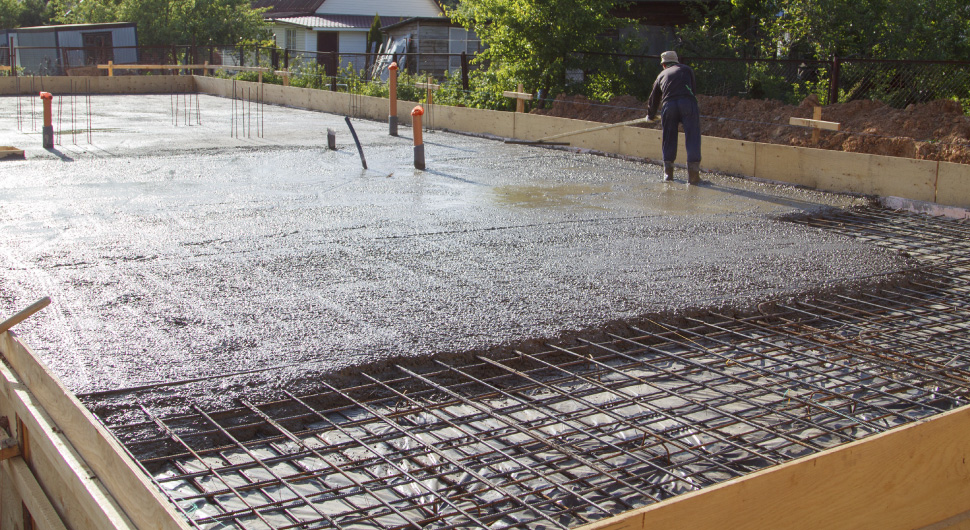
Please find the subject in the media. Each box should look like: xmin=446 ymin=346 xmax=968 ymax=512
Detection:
xmin=937 ymin=161 xmax=970 ymax=207
xmin=576 ymin=403 xmax=970 ymax=530
xmin=0 ymin=331 xmax=189 ymax=530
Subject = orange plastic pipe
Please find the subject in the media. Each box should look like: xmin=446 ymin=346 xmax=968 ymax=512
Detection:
xmin=411 ymin=105 xmax=424 ymax=146
xmin=39 ymin=91 xmax=52 ymax=127
xmin=389 ymin=62 xmax=398 ymax=116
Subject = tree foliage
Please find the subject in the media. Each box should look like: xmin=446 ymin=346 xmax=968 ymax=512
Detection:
xmin=447 ymin=0 xmax=636 ymax=96
xmin=51 ymin=0 xmax=269 ymax=46
xmin=680 ymin=0 xmax=970 ymax=60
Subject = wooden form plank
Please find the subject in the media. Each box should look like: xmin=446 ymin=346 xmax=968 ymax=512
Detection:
xmin=0 ymin=332 xmax=190 ymax=530
xmin=1 ymin=455 xmax=68 ymax=530
xmin=415 ymin=82 xmax=441 ymax=90
xmin=0 ymin=359 xmax=136 ymax=529
xmin=575 ymin=403 xmax=970 ymax=530
xmin=789 ymin=117 xmax=841 ymax=130
xmin=187 ymin=76 xmax=968 ymax=208
xmin=501 ymin=91 xmax=532 ymax=100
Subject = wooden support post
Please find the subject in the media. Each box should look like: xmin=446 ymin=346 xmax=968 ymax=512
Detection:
xmin=203 ymin=60 xmax=209 ymax=77
xmin=415 ymin=78 xmax=441 ymax=104
xmin=107 ymin=60 xmax=114 ymax=77
xmin=812 ymin=105 xmax=822 ymax=142
xmin=789 ymin=107 xmax=840 ymax=144
xmin=502 ymin=85 xmax=533 ymax=112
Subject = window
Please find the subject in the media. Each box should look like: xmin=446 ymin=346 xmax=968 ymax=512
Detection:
xmin=448 ymin=27 xmax=482 ymax=73
xmin=285 ymin=29 xmax=297 ymax=51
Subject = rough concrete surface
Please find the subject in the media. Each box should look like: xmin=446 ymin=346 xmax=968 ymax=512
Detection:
xmin=0 ymin=94 xmax=911 ymax=416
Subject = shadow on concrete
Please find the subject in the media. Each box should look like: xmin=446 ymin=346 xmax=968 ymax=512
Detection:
xmin=43 ymin=148 xmax=74 ymax=161
xmin=700 ymin=180 xmax=835 ymax=213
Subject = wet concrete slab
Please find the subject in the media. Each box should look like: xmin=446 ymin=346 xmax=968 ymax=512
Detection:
xmin=0 ymin=94 xmax=910 ymax=411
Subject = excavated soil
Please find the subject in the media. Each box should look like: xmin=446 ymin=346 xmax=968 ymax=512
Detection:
xmin=534 ymin=94 xmax=970 ymax=164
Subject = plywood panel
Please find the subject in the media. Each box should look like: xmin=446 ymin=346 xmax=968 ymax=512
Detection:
xmin=701 ymin=136 xmax=756 ymax=176
xmin=435 ymin=105 xmax=513 ymax=138
xmin=755 ymin=142 xmax=818 ymax=188
xmin=618 ymin=126 xmax=661 ymax=159
xmin=936 ymin=161 xmax=970 ymax=208
xmin=868 ymin=155 xmax=937 ymax=203
xmin=576 ymin=404 xmax=970 ymax=530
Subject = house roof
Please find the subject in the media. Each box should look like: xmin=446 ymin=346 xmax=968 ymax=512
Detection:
xmin=255 ymin=0 xmax=445 ymax=18
xmin=251 ymin=0 xmax=325 ymax=17
xmin=272 ymin=14 xmax=403 ymax=29
xmin=380 ymin=16 xmax=458 ymax=32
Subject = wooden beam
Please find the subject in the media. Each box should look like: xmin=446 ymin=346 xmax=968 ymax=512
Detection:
xmin=415 ymin=82 xmax=441 ymax=90
xmin=575 ymin=403 xmax=970 ymax=530
xmin=0 ymin=357 xmax=138 ymax=529
xmin=0 ymin=332 xmax=191 ymax=529
xmin=0 ymin=297 xmax=50 ymax=335
xmin=1 ymin=456 xmax=68 ymax=530
xmin=0 ymin=435 xmax=19 ymax=461
xmin=504 ymin=84 xmax=532 ymax=113
xmin=789 ymin=117 xmax=841 ymax=131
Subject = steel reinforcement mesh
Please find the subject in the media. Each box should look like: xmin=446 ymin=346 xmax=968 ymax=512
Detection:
xmin=102 ymin=207 xmax=970 ymax=530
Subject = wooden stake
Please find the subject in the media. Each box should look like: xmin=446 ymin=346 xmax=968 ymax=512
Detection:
xmin=0 ymin=297 xmax=50 ymax=335
xmin=813 ymin=105 xmax=822 ymax=142
xmin=502 ymin=85 xmax=533 ymax=112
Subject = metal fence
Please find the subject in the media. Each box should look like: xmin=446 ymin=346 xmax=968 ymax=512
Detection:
xmin=4 ymin=43 xmax=969 ymax=110
xmin=1 ymin=43 xmax=478 ymax=85
xmin=583 ymin=52 xmax=970 ymax=109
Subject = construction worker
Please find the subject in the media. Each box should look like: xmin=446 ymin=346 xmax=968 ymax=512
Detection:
xmin=646 ymin=51 xmax=702 ymax=184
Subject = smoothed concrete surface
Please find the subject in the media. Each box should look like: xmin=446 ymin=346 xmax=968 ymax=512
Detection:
xmin=0 ymin=95 xmax=909 ymax=415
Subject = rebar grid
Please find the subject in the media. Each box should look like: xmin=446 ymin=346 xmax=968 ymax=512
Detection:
xmin=104 ymin=207 xmax=970 ymax=530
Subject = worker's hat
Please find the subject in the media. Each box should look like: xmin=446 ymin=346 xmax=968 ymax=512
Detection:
xmin=660 ymin=51 xmax=679 ymax=64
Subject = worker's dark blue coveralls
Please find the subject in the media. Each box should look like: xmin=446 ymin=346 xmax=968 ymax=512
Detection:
xmin=646 ymin=63 xmax=701 ymax=163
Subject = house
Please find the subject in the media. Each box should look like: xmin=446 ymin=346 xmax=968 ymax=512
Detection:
xmin=3 ymin=22 xmax=138 ymax=75
xmin=252 ymin=0 xmax=445 ymax=72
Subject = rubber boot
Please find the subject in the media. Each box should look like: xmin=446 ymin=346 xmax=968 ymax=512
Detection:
xmin=663 ymin=161 xmax=674 ymax=181
xmin=687 ymin=161 xmax=701 ymax=185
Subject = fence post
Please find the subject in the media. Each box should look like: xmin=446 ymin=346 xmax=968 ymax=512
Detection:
xmin=284 ymin=49 xmax=289 ymax=70
xmin=828 ymin=55 xmax=841 ymax=105
xmin=330 ymin=52 xmax=338 ymax=91
xmin=8 ymin=38 xmax=14 ymax=77
xmin=460 ymin=51 xmax=469 ymax=91
xmin=240 ymin=45 xmax=244 ymax=68
xmin=272 ymin=48 xmax=279 ymax=70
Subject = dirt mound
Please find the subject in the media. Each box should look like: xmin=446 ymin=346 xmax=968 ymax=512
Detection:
xmin=534 ymin=94 xmax=970 ymax=164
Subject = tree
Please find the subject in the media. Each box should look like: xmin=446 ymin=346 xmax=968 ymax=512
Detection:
xmin=0 ymin=0 xmax=22 ymax=29
xmin=679 ymin=0 xmax=970 ymax=61
xmin=448 ymin=0 xmax=635 ymax=98
xmin=53 ymin=0 xmax=269 ymax=46
xmin=774 ymin=0 xmax=970 ymax=60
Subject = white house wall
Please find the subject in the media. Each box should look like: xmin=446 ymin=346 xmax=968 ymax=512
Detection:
xmin=314 ymin=0 xmax=441 ymax=18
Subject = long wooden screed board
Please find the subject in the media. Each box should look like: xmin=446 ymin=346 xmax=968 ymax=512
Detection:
xmin=574 ymin=403 xmax=970 ymax=530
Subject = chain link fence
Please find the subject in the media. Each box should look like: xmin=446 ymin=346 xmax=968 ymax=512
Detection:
xmin=588 ymin=52 xmax=970 ymax=111
xmin=4 ymin=42 xmax=969 ymax=113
